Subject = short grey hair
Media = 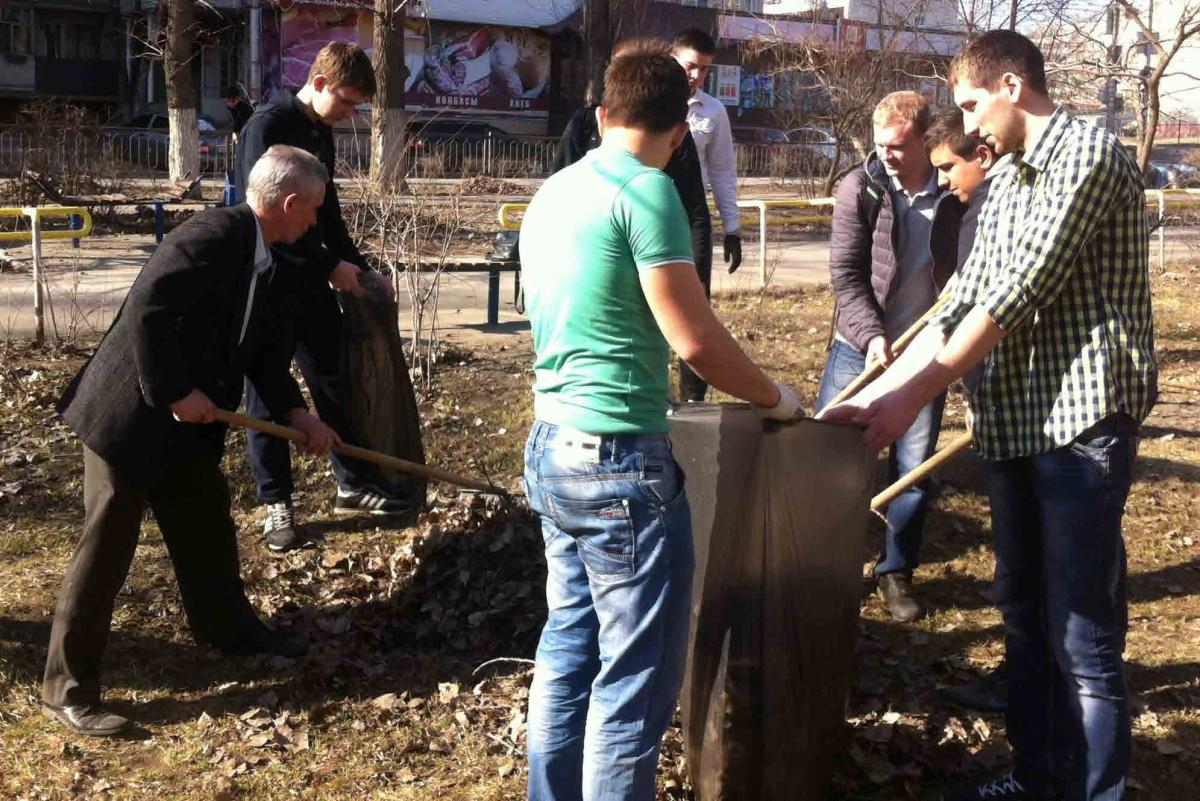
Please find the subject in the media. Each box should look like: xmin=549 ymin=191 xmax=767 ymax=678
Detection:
xmin=245 ymin=144 xmax=328 ymax=207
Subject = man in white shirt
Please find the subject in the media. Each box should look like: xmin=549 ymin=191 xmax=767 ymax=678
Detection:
xmin=672 ymin=28 xmax=742 ymax=276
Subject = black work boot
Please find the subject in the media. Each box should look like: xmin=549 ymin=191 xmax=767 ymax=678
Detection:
xmin=877 ymin=572 xmax=923 ymax=622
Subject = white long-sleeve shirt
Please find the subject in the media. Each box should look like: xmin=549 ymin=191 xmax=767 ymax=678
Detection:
xmin=686 ymin=89 xmax=740 ymax=235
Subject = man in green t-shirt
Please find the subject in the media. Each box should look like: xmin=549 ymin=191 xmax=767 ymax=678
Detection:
xmin=519 ymin=42 xmax=800 ymax=801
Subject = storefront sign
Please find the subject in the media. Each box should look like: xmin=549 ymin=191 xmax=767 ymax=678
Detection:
xmin=713 ymin=64 xmax=741 ymax=107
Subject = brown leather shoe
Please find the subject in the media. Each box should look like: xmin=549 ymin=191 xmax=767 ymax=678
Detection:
xmin=877 ymin=573 xmax=923 ymax=622
xmin=41 ymin=703 xmax=130 ymax=737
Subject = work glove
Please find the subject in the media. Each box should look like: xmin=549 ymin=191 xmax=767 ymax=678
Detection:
xmin=724 ymin=233 xmax=743 ymax=274
xmin=756 ymin=382 xmax=804 ymax=422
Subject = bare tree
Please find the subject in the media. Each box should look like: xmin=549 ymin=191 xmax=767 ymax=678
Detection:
xmin=1117 ymin=0 xmax=1200 ymax=171
xmin=164 ymin=0 xmax=199 ymax=182
xmin=1038 ymin=0 xmax=1200 ymax=172
xmin=371 ymin=0 xmax=409 ymax=190
xmin=583 ymin=0 xmax=612 ymax=105
xmin=741 ymin=17 xmax=943 ymax=196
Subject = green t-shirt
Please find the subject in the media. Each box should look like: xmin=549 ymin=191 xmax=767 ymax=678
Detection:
xmin=520 ymin=147 xmax=694 ymax=434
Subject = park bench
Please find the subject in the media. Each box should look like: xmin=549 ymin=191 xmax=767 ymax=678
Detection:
xmin=399 ymin=231 xmax=522 ymax=326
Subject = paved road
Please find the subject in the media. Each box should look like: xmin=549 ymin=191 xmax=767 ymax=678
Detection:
xmin=2 ymin=225 xmax=1197 ymax=345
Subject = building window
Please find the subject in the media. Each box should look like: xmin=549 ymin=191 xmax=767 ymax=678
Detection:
xmin=36 ymin=15 xmax=109 ymax=60
xmin=0 ymin=8 xmax=32 ymax=56
xmin=78 ymin=26 xmax=99 ymax=60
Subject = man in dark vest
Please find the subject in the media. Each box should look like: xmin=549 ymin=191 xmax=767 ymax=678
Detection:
xmin=817 ymin=91 xmax=965 ymax=623
xmin=42 ymin=145 xmax=338 ymax=737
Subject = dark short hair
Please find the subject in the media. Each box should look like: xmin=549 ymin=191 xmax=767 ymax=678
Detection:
xmin=602 ymin=41 xmax=689 ymax=134
xmin=221 ymin=85 xmax=243 ymax=100
xmin=948 ymin=30 xmax=1048 ymax=96
xmin=673 ymin=28 xmax=716 ymax=55
xmin=307 ymin=41 xmax=377 ymax=97
xmin=925 ymin=108 xmax=990 ymax=159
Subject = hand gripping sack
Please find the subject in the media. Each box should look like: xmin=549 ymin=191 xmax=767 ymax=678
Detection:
xmin=669 ymin=404 xmax=876 ymax=800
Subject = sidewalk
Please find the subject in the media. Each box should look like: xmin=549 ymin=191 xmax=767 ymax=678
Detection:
xmin=3 ymin=225 xmax=1196 ymax=346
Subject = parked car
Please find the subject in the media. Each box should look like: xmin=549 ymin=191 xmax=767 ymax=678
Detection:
xmin=785 ymin=126 xmax=840 ymax=160
xmin=100 ymin=113 xmax=230 ymax=172
xmin=730 ymin=126 xmax=790 ymax=145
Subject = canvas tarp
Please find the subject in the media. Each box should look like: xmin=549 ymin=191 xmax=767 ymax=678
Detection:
xmin=669 ymin=404 xmax=876 ymax=800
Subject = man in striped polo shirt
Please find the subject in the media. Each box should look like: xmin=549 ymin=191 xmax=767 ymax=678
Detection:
xmin=822 ymin=31 xmax=1156 ymax=801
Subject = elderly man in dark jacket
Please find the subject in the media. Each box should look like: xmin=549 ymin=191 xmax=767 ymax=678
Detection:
xmin=816 ymin=91 xmax=965 ymax=622
xmin=41 ymin=145 xmax=338 ymax=737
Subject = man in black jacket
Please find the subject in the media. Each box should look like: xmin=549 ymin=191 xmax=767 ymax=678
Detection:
xmin=235 ymin=42 xmax=406 ymax=552
xmin=42 ymin=145 xmax=338 ymax=737
xmin=224 ymin=85 xmax=255 ymax=137
xmin=816 ymin=91 xmax=965 ymax=622
xmin=551 ymin=73 xmax=716 ymax=401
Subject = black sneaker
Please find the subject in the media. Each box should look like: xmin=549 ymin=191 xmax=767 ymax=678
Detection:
xmin=940 ymin=666 xmax=1008 ymax=712
xmin=263 ymin=500 xmax=308 ymax=552
xmin=943 ymin=773 xmax=1045 ymax=800
xmin=877 ymin=572 xmax=923 ymax=622
xmin=334 ymin=484 xmax=411 ymax=515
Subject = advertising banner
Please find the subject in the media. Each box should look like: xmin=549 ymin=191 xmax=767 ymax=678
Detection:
xmin=404 ymin=19 xmax=551 ymax=113
xmin=264 ymin=4 xmax=551 ymax=116
xmin=713 ymin=65 xmax=741 ymax=107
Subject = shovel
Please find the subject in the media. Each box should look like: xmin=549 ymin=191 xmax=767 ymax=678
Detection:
xmin=213 ymin=408 xmax=509 ymax=497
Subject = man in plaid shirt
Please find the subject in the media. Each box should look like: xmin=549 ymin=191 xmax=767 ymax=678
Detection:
xmin=823 ymin=31 xmax=1155 ymax=801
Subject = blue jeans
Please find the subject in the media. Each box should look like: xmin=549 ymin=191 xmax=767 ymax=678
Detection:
xmin=523 ymin=420 xmax=694 ymax=801
xmin=988 ymin=414 xmax=1137 ymax=801
xmin=816 ymin=338 xmax=945 ymax=575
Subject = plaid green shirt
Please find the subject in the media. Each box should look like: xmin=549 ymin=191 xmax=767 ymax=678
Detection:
xmin=930 ymin=108 xmax=1157 ymax=460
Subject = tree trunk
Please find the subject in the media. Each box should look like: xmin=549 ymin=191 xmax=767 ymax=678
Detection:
xmin=1139 ymin=74 xmax=1161 ymax=174
xmin=164 ymin=0 xmax=199 ymax=182
xmin=584 ymin=0 xmax=611 ymax=106
xmin=371 ymin=0 xmax=408 ymax=190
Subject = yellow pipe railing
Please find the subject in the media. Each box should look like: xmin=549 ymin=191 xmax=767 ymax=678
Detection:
xmin=0 ymin=206 xmax=94 ymax=242
xmin=0 ymin=206 xmax=96 ymax=344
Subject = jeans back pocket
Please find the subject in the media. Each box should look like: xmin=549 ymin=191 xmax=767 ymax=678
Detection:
xmin=545 ymin=492 xmax=636 ymax=581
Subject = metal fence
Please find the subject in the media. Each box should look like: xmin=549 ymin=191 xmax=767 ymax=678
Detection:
xmin=0 ymin=127 xmax=236 ymax=184
xmin=1 ymin=123 xmax=848 ymax=189
xmin=332 ymin=131 xmax=560 ymax=180
xmin=0 ymin=127 xmax=235 ymax=186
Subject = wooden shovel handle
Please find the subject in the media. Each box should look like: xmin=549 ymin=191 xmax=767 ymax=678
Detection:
xmin=212 ymin=409 xmax=508 ymax=497
xmin=826 ymin=292 xmax=951 ymax=409
xmin=870 ymin=431 xmax=973 ymax=512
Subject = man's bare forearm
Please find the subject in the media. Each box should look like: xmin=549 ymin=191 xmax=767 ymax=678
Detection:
xmin=830 ymin=306 xmax=1005 ymax=411
xmin=682 ymin=325 xmax=778 ymax=407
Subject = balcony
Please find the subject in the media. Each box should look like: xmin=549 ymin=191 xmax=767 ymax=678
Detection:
xmin=35 ymin=58 xmax=119 ymax=100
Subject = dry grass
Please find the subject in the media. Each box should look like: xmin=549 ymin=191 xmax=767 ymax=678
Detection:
xmin=1 ymin=271 xmax=1197 ymax=800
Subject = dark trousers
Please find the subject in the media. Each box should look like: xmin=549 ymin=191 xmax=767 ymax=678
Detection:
xmin=245 ymin=285 xmax=373 ymax=504
xmin=43 ymin=447 xmax=264 ymax=707
xmin=678 ymin=224 xmax=713 ymax=403
xmin=988 ymin=414 xmax=1137 ymax=801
